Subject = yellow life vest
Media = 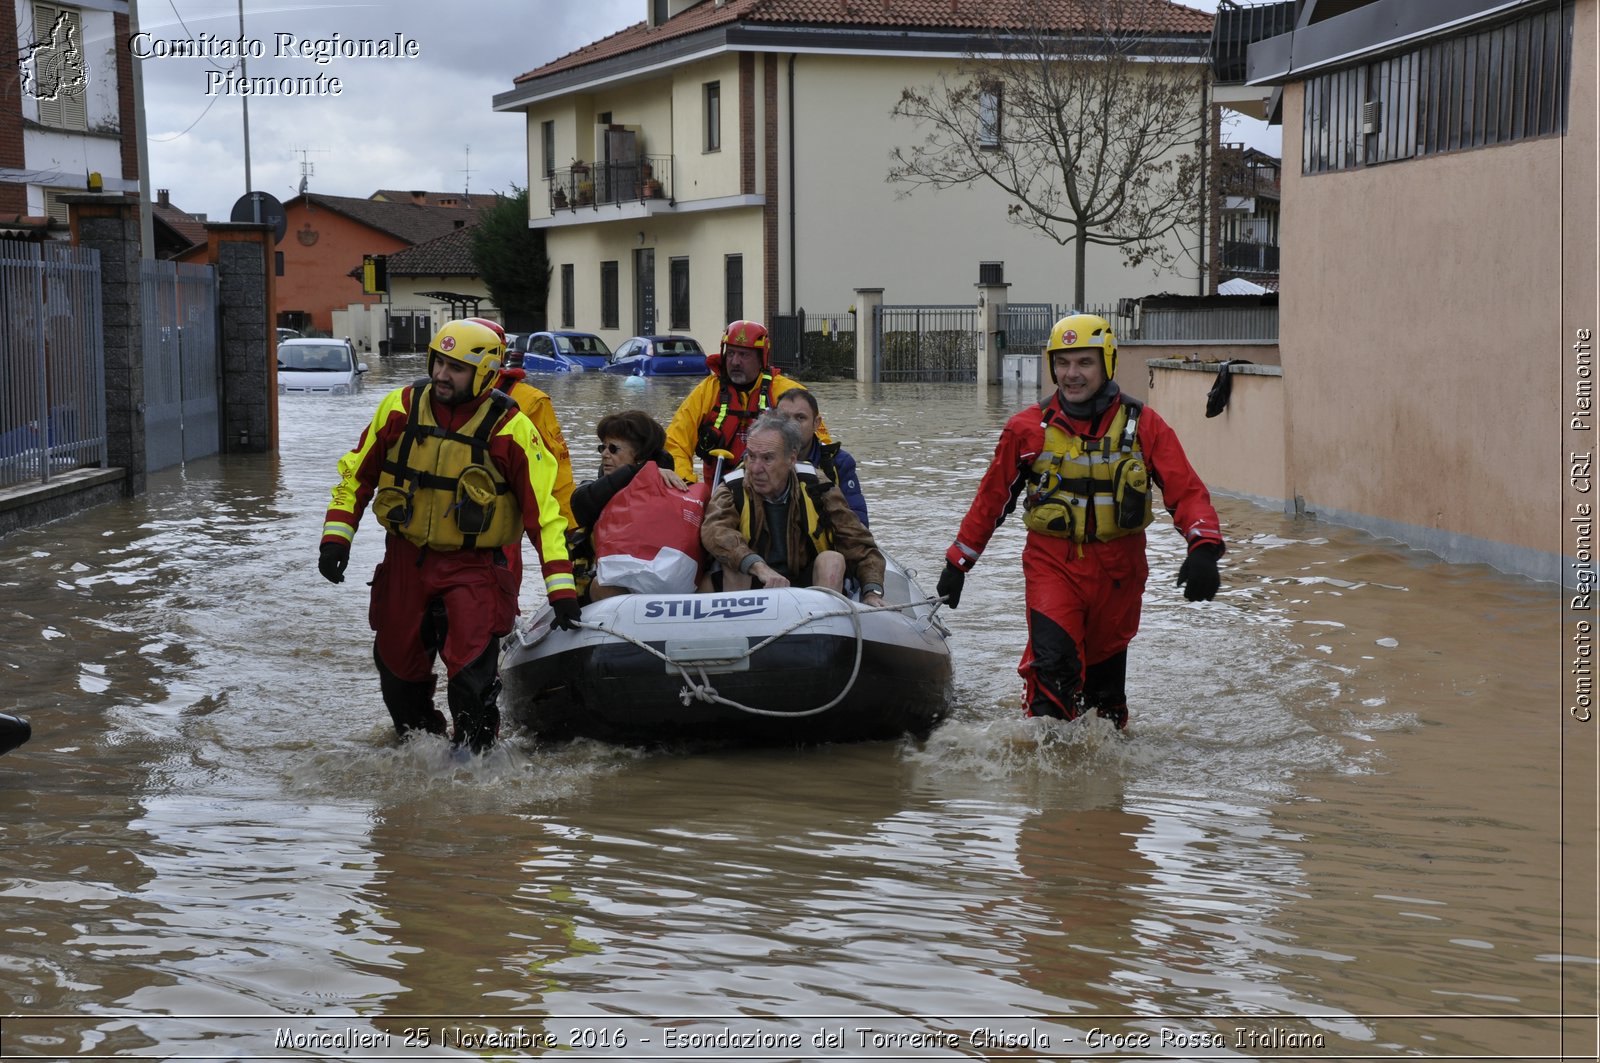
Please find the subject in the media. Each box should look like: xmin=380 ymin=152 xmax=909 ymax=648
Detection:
xmin=1022 ymin=399 xmax=1153 ymax=542
xmin=725 ymin=463 xmax=833 ymax=560
xmin=372 ymin=387 xmax=522 ymax=550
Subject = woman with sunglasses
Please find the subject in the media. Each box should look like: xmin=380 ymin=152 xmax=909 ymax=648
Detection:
xmin=569 ymin=410 xmax=692 ymax=601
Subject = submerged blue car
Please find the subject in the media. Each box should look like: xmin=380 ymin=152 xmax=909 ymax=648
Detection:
xmin=512 ymin=331 xmax=613 ymax=372
xmin=602 ymin=335 xmax=708 ymax=377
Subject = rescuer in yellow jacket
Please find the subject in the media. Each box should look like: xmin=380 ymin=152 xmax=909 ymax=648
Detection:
xmin=466 ymin=318 xmax=575 ymax=529
xmin=317 ymin=319 xmax=580 ymax=753
xmin=665 ymin=319 xmax=830 ymax=484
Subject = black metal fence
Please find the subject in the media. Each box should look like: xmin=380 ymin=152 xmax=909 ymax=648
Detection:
xmin=876 ymin=305 xmax=979 ymax=382
xmin=770 ymin=310 xmax=856 ymax=379
xmin=549 ymin=155 xmax=673 ymax=212
xmin=1211 ymin=0 xmax=1297 ymax=85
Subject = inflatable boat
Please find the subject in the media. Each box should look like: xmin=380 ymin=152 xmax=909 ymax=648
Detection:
xmin=501 ymin=559 xmax=952 ymax=746
xmin=0 ymin=711 xmax=30 ymax=756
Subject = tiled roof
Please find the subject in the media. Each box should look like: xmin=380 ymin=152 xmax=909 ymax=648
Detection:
xmin=292 ymin=192 xmax=485 ymax=244
xmin=368 ymin=189 xmax=492 ymax=209
xmin=515 ymin=0 xmax=1212 ymax=84
xmin=151 ymin=198 xmax=207 ymax=247
xmin=383 ymin=224 xmax=481 ymax=276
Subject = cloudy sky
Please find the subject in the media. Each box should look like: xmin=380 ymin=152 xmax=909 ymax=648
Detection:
xmin=130 ymin=0 xmax=1274 ymax=223
xmin=134 ymin=0 xmax=642 ymax=220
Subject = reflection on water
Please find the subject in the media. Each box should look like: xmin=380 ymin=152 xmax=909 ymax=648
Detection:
xmin=0 ymin=355 xmax=1591 ymax=1058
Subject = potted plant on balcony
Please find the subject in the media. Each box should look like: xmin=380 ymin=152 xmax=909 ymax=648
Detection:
xmin=575 ymin=179 xmax=594 ymax=206
xmin=552 ymin=186 xmax=568 ymax=208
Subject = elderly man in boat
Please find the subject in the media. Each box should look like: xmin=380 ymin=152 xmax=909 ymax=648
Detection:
xmin=700 ymin=411 xmax=886 ymax=607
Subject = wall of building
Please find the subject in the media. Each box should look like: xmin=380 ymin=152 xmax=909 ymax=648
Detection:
xmin=1145 ymin=360 xmax=1287 ymax=507
xmin=1277 ymin=0 xmax=1596 ymax=584
xmin=545 ymin=206 xmax=761 ymax=344
xmin=9 ymin=3 xmax=140 ymax=209
xmin=276 ymin=202 xmax=405 ymax=333
xmin=525 ymin=46 xmax=1211 ymax=342
xmin=784 ymin=53 xmax=1208 ymax=315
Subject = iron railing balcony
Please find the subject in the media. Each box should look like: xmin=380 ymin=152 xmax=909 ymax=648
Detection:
xmin=1221 ymin=240 xmax=1280 ymax=272
xmin=548 ymin=154 xmax=672 ymax=212
xmin=1212 ymin=0 xmax=1297 ymax=85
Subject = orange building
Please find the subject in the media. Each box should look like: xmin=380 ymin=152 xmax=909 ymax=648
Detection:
xmin=275 ymin=192 xmax=487 ymax=334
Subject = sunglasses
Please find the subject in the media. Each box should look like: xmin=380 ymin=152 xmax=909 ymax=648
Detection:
xmin=596 ymin=443 xmax=627 ymax=455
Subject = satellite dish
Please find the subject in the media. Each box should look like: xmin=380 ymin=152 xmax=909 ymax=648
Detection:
xmin=230 ymin=191 xmax=288 ymax=245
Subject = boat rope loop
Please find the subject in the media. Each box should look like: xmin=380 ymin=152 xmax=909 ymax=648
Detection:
xmin=573 ymin=594 xmax=943 ymax=718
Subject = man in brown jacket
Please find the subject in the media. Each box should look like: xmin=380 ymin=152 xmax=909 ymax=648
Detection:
xmin=701 ymin=412 xmax=886 ymax=606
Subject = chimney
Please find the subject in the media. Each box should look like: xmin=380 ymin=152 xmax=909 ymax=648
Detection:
xmin=410 ymin=190 xmax=427 ymax=205
xmin=157 ymin=189 xmax=170 ymax=206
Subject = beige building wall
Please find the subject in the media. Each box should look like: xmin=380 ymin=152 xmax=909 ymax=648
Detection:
xmin=522 ymin=49 xmax=1211 ymax=335
xmin=1145 ymin=361 xmax=1287 ymax=505
xmin=545 ymin=208 xmax=762 ymax=345
xmin=785 ymin=54 xmax=1208 ymax=312
xmin=1276 ymin=0 xmax=1595 ymax=584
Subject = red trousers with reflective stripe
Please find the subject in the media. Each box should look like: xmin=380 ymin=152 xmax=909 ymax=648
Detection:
xmin=1018 ymin=532 xmax=1147 ymax=714
xmin=369 ymin=535 xmax=518 ymax=682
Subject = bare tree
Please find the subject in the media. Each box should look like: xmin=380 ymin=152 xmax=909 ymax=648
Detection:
xmin=888 ymin=0 xmax=1210 ymax=307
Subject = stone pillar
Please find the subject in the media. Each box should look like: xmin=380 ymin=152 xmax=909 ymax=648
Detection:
xmin=852 ymin=287 xmax=883 ymax=383
xmin=976 ymin=280 xmax=1010 ymax=385
xmin=67 ymin=193 xmax=145 ymax=497
xmin=206 ymin=223 xmax=277 ymax=454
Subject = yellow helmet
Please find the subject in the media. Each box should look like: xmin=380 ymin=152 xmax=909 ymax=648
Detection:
xmin=1047 ymin=313 xmax=1118 ymax=381
xmin=427 ymin=319 xmax=504 ymax=396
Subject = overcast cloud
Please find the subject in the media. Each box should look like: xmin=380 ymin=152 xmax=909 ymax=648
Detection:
xmin=133 ymin=1 xmax=642 ymax=221
xmin=128 ymin=0 xmax=1274 ymax=223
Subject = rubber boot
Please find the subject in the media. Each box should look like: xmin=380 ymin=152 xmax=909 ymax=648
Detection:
xmin=1025 ymin=673 xmax=1081 ymax=721
xmin=374 ymin=646 xmax=446 ymax=739
xmin=1024 ymin=608 xmax=1082 ymax=720
xmin=1083 ymin=651 xmax=1130 ymax=730
xmin=447 ymin=640 xmax=502 ymax=755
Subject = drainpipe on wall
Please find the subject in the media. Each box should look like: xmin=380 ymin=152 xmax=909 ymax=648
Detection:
xmin=788 ymin=53 xmax=796 ymax=316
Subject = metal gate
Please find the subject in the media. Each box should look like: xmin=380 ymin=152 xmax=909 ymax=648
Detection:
xmin=997 ymin=302 xmax=1060 ymax=355
xmin=0 ymin=241 xmax=108 ymax=487
xmin=388 ymin=311 xmax=433 ymax=352
xmin=142 ymin=260 xmax=219 ymax=471
xmin=873 ymin=304 xmax=979 ymax=382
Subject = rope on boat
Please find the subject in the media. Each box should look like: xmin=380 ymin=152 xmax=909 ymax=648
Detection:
xmin=569 ymin=594 xmax=946 ymax=718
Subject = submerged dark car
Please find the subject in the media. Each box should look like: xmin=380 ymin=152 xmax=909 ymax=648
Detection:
xmin=601 ymin=335 xmax=708 ymax=377
xmin=513 ymin=331 xmax=613 ymax=372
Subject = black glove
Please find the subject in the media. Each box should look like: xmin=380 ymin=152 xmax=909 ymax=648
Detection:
xmin=551 ymin=597 xmax=583 ymax=631
xmin=318 ymin=541 xmax=349 ymax=584
xmin=1176 ymin=543 xmax=1222 ymax=602
xmin=936 ymin=562 xmax=966 ymax=608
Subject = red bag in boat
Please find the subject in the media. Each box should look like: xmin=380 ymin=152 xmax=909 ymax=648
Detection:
xmin=592 ymin=469 xmax=710 ymax=594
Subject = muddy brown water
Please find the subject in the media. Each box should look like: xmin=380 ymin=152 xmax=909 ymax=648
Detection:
xmin=0 ymin=355 xmax=1593 ymax=1060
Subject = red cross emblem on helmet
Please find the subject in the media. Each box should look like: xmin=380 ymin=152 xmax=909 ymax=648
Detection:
xmin=1063 ymin=329 xmax=1078 ymax=345
xmin=439 ymin=335 xmax=456 ymax=352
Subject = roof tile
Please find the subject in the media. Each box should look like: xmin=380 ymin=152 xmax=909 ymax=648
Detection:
xmin=516 ymin=0 xmax=1211 ymax=83
xmin=291 ymin=192 xmax=488 ymax=244
xmin=383 ymin=224 xmax=482 ymax=276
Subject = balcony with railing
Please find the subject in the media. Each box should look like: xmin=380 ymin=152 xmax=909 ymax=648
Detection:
xmin=548 ymin=155 xmax=673 ymax=213
xmin=1211 ymin=0 xmax=1297 ymax=86
xmin=1221 ymin=240 xmax=1280 ymax=273
xmin=1219 ymin=143 xmax=1282 ymax=199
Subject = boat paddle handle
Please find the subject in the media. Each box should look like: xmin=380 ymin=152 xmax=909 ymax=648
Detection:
xmin=708 ymin=448 xmax=736 ymax=488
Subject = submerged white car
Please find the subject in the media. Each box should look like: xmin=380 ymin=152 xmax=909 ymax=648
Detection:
xmin=278 ymin=338 xmax=367 ymax=395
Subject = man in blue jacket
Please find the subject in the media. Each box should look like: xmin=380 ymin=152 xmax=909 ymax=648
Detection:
xmin=775 ymin=388 xmax=869 ymax=526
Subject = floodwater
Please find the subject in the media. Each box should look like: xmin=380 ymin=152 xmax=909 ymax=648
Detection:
xmin=0 ymin=354 xmax=1593 ymax=1061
